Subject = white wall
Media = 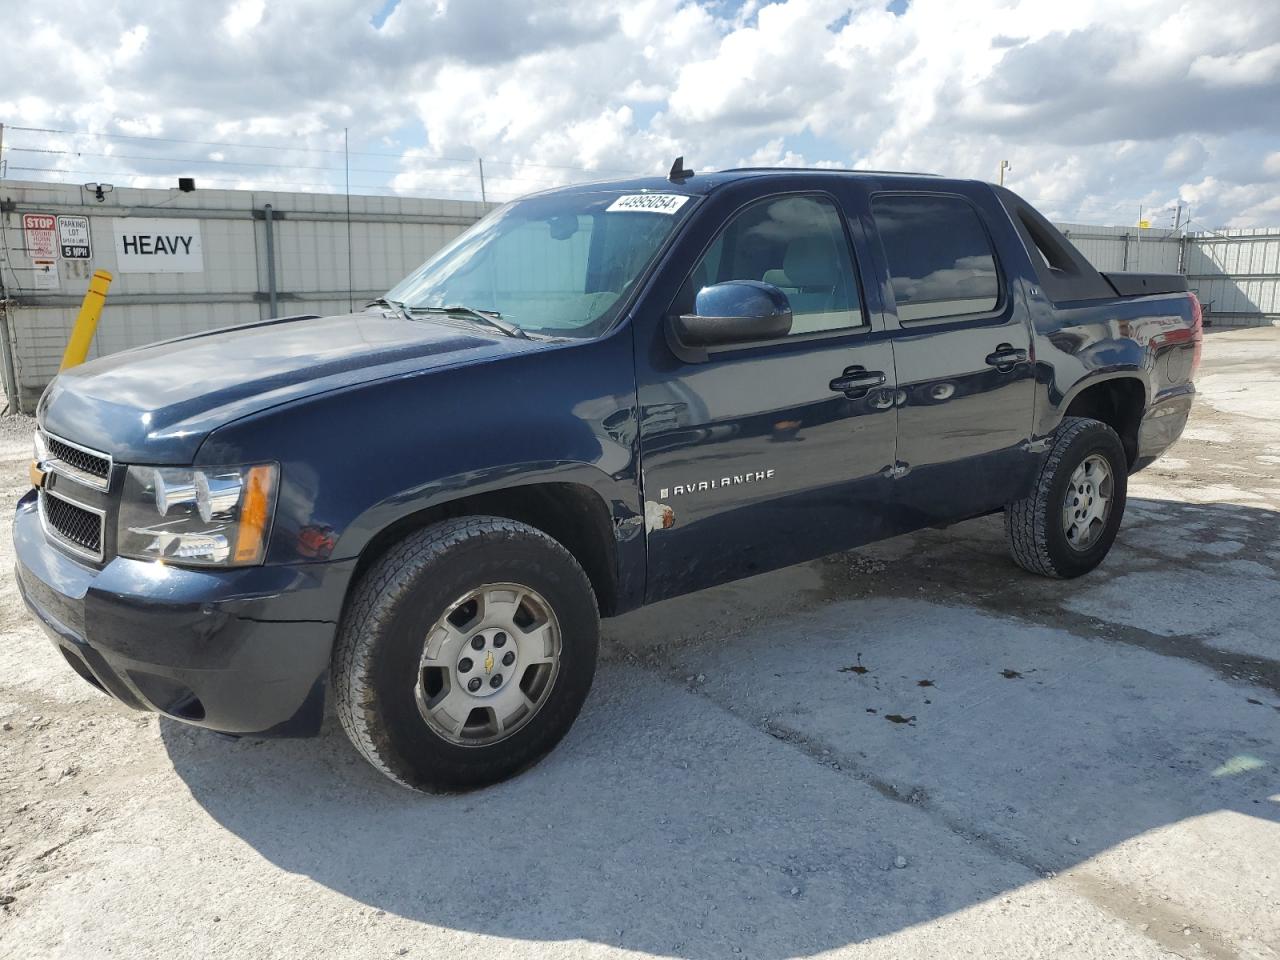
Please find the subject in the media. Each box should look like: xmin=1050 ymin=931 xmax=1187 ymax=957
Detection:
xmin=1183 ymin=227 xmax=1280 ymax=321
xmin=1054 ymin=222 xmax=1184 ymax=275
xmin=0 ymin=179 xmax=492 ymax=409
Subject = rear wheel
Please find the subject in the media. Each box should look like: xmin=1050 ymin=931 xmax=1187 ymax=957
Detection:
xmin=332 ymin=517 xmax=599 ymax=791
xmin=1005 ymin=417 xmax=1128 ymax=578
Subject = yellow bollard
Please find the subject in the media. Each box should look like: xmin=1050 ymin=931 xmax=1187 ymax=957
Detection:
xmin=60 ymin=269 xmax=113 ymax=371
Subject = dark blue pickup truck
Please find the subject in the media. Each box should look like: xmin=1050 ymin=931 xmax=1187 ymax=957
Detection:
xmin=15 ymin=165 xmax=1201 ymax=791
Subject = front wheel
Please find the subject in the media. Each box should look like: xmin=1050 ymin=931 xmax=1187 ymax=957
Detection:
xmin=332 ymin=517 xmax=599 ymax=791
xmin=1005 ymin=417 xmax=1128 ymax=578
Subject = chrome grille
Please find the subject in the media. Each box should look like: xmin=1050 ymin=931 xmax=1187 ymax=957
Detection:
xmin=38 ymin=430 xmax=113 ymax=490
xmin=46 ymin=435 xmax=110 ymax=479
xmin=40 ymin=490 xmax=105 ymax=562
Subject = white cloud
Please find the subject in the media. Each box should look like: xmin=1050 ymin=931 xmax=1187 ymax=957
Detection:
xmin=738 ymin=139 xmax=811 ymax=168
xmin=1190 ymin=42 xmax=1280 ymax=87
xmin=115 ymin=25 xmax=149 ymax=63
xmin=223 ymin=0 xmax=266 ymax=39
xmin=1162 ymin=139 xmax=1209 ymax=178
xmin=0 ymin=0 xmax=1278 ymax=227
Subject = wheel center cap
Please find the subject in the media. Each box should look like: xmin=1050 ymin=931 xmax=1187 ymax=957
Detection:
xmin=456 ymin=628 xmax=514 ymax=697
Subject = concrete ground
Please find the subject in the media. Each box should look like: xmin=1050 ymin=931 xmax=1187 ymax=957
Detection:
xmin=1 ymin=329 xmax=1277 ymax=960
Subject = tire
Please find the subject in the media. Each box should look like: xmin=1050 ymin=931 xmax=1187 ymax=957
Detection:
xmin=332 ymin=516 xmax=599 ymax=792
xmin=1005 ymin=417 xmax=1128 ymax=579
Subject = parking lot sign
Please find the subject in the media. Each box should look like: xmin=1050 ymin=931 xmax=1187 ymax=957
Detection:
xmin=57 ymin=215 xmax=91 ymax=259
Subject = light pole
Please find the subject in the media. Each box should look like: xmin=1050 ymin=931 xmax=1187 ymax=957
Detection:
xmin=998 ymin=160 xmax=1010 ymax=186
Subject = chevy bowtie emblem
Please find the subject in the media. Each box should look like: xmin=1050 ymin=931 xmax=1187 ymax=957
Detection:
xmin=483 ymin=651 xmax=495 ymax=675
xmin=28 ymin=460 xmax=46 ymax=489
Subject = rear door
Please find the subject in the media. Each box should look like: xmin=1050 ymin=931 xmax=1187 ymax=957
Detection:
xmin=864 ymin=188 xmax=1037 ymax=525
xmin=634 ymin=186 xmax=898 ymax=601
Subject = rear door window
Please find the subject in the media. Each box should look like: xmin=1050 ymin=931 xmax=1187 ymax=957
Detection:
xmin=871 ymin=194 xmax=1000 ymax=321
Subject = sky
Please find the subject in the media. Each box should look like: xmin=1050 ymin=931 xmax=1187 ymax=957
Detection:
xmin=2 ymin=0 xmax=1279 ymax=228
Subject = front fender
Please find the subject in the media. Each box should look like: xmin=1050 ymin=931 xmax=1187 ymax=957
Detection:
xmin=196 ymin=330 xmax=643 ymax=578
xmin=332 ymin=458 xmax=634 ymax=560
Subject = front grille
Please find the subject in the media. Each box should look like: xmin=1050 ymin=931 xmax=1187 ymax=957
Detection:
xmin=41 ymin=491 xmax=104 ymax=560
xmin=43 ymin=432 xmax=111 ymax=483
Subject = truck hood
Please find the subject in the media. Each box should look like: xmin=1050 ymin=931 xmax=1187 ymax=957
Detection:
xmin=39 ymin=311 xmax=534 ymax=464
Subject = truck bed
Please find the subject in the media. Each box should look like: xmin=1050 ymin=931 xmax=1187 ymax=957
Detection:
xmin=1101 ymin=272 xmax=1190 ymax=297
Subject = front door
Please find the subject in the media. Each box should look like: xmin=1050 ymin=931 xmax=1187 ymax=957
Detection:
xmin=635 ymin=190 xmax=898 ymax=601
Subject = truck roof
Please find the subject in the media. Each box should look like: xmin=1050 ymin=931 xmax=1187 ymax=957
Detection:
xmin=536 ymin=166 xmax=961 ymax=199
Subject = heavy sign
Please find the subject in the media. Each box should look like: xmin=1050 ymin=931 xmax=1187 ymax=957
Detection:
xmin=21 ymin=213 xmax=57 ymax=262
xmin=112 ymin=218 xmax=204 ymax=273
xmin=57 ymin=216 xmax=92 ymax=260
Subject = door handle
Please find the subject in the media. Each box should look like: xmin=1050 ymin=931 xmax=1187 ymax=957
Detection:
xmin=830 ymin=366 xmax=887 ymax=397
xmin=985 ymin=343 xmax=1028 ymax=370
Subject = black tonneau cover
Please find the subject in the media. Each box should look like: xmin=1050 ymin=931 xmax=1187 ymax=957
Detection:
xmin=1101 ymin=272 xmax=1189 ymax=297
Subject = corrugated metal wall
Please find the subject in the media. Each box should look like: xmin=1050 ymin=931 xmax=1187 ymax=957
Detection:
xmin=1048 ymin=222 xmax=1280 ymax=327
xmin=1182 ymin=227 xmax=1280 ymax=322
xmin=1054 ymin=222 xmax=1184 ymax=274
xmin=1 ymin=179 xmax=1276 ymax=412
xmin=0 ymin=180 xmax=491 ymax=410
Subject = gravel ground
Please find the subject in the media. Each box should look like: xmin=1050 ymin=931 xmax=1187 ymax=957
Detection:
xmin=1 ymin=328 xmax=1277 ymax=960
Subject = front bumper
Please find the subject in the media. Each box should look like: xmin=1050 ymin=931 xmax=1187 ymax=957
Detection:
xmin=13 ymin=490 xmax=355 ymax=736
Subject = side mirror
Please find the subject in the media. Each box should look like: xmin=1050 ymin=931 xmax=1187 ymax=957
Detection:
xmin=671 ymin=280 xmax=793 ymax=351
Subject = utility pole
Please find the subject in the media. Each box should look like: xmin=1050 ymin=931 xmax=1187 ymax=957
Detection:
xmin=0 ymin=122 xmax=6 ymax=179
xmin=477 ymin=157 xmax=487 ymax=204
xmin=344 ymin=127 xmax=353 ymax=312
xmin=998 ymin=159 xmax=1010 ymax=186
xmin=1136 ymin=205 xmax=1143 ymax=271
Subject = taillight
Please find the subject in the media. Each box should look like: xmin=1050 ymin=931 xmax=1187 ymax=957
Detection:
xmin=1188 ymin=291 xmax=1204 ymax=377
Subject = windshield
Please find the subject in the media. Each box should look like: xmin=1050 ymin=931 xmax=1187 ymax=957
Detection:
xmin=386 ymin=190 xmax=696 ymax=338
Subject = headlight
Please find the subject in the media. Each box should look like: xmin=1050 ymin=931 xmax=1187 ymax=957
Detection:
xmin=117 ymin=463 xmax=279 ymax=566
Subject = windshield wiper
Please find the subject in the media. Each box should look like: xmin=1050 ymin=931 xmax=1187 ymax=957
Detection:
xmin=366 ymin=296 xmax=410 ymax=319
xmin=409 ymin=304 xmax=528 ymax=340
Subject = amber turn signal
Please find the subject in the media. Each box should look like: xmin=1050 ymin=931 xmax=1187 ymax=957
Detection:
xmin=233 ymin=464 xmax=277 ymax=564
